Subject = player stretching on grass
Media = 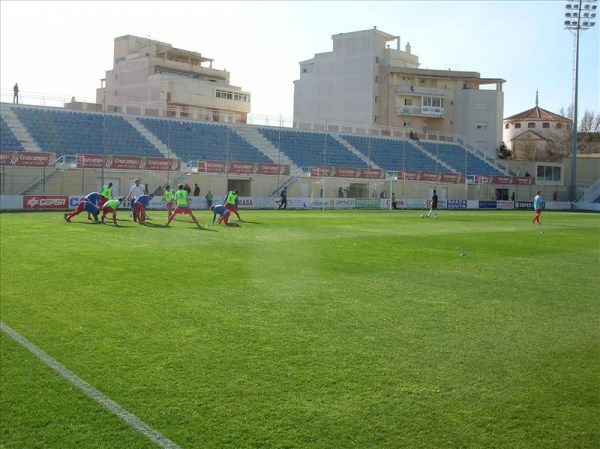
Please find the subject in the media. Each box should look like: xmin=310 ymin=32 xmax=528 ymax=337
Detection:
xmin=211 ymin=204 xmax=239 ymax=227
xmin=163 ymin=185 xmax=175 ymax=218
xmin=100 ymin=198 xmax=124 ymax=225
xmin=223 ymin=189 xmax=241 ymax=222
xmin=133 ymin=194 xmax=154 ymax=225
xmin=84 ymin=191 xmax=103 ymax=220
xmin=99 ymin=182 xmax=113 ymax=208
xmin=532 ymin=190 xmax=543 ymax=224
xmin=64 ymin=200 xmax=100 ymax=223
xmin=165 ymin=184 xmax=201 ymax=228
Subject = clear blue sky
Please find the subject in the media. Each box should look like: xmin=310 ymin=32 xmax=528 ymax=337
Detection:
xmin=1 ymin=1 xmax=598 ymax=121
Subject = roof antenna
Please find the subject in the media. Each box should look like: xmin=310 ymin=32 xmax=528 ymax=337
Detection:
xmin=535 ymin=89 xmax=539 ymax=107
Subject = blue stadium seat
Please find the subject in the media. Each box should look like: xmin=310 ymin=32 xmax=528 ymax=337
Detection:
xmin=0 ymin=116 xmax=25 ymax=151
xmin=419 ymin=141 xmax=503 ymax=176
xmin=342 ymin=134 xmax=446 ymax=173
xmin=12 ymin=108 xmax=163 ymax=158
xmin=258 ymin=128 xmax=368 ymax=168
xmin=139 ymin=117 xmax=272 ymax=163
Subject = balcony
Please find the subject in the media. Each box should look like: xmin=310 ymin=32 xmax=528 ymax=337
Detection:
xmin=396 ymin=105 xmax=444 ymax=118
xmin=396 ymin=85 xmax=448 ymax=97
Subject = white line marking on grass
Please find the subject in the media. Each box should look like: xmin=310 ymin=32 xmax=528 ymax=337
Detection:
xmin=1 ymin=322 xmax=181 ymax=449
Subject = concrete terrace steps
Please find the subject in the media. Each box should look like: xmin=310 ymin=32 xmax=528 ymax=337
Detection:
xmin=0 ymin=104 xmax=42 ymax=152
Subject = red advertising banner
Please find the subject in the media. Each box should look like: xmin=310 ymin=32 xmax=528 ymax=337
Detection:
xmin=418 ymin=172 xmax=439 ymax=182
xmin=310 ymin=166 xmax=337 ymax=177
xmin=474 ymin=175 xmax=493 ymax=184
xmin=310 ymin=166 xmax=386 ymax=179
xmin=475 ymin=174 xmax=534 ymax=185
xmin=197 ymin=160 xmax=290 ymax=175
xmin=439 ymin=173 xmax=463 ymax=183
xmin=76 ymin=154 xmax=180 ymax=171
xmin=357 ymin=168 xmax=386 ymax=179
xmin=259 ymin=163 xmax=291 ymax=176
xmin=513 ymin=176 xmax=534 ymax=185
xmin=23 ymin=195 xmax=68 ymax=209
xmin=334 ymin=167 xmax=361 ymax=178
xmin=0 ymin=151 xmax=55 ymax=167
xmin=397 ymin=170 xmax=419 ymax=181
xmin=492 ymin=175 xmax=512 ymax=185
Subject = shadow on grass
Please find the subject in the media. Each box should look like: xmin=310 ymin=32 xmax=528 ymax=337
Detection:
xmin=142 ymin=222 xmax=168 ymax=228
xmin=198 ymin=225 xmax=218 ymax=232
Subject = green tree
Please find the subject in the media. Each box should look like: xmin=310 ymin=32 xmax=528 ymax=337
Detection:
xmin=496 ymin=142 xmax=513 ymax=159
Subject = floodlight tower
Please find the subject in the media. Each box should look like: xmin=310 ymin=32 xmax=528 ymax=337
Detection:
xmin=564 ymin=0 xmax=597 ymax=202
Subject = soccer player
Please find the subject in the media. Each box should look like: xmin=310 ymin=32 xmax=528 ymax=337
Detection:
xmin=532 ymin=190 xmax=543 ymax=224
xmin=425 ymin=189 xmax=438 ymax=219
xmin=223 ymin=189 xmax=241 ymax=222
xmin=124 ymin=178 xmax=145 ymax=222
xmin=64 ymin=199 xmax=100 ymax=223
xmin=101 ymin=197 xmax=124 ymax=225
xmin=165 ymin=184 xmax=201 ymax=228
xmin=163 ymin=185 xmax=175 ymax=218
xmin=278 ymin=187 xmax=287 ymax=210
xmin=83 ymin=191 xmax=103 ymax=220
xmin=133 ymin=194 xmax=154 ymax=225
xmin=211 ymin=204 xmax=238 ymax=226
xmin=99 ymin=182 xmax=113 ymax=207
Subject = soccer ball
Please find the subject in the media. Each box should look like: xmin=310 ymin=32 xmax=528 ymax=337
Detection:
xmin=420 ymin=214 xmax=425 ymax=218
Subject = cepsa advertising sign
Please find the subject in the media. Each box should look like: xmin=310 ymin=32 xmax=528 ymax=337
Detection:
xmin=23 ymin=195 xmax=68 ymax=209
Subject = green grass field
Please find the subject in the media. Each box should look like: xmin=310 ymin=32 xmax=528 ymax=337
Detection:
xmin=1 ymin=209 xmax=599 ymax=449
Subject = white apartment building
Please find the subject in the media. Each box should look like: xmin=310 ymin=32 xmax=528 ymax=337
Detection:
xmin=96 ymin=35 xmax=251 ymax=123
xmin=293 ymin=27 xmax=505 ymax=156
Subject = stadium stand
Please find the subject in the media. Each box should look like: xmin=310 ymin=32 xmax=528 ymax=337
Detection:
xmin=11 ymin=107 xmax=163 ymax=157
xmin=258 ymin=128 xmax=367 ymax=168
xmin=0 ymin=115 xmax=24 ymax=151
xmin=419 ymin=141 xmax=504 ymax=176
xmin=1 ymin=104 xmax=508 ymax=178
xmin=138 ymin=118 xmax=272 ymax=163
xmin=341 ymin=134 xmax=446 ymax=173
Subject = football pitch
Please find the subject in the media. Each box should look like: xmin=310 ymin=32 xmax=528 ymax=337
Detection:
xmin=1 ymin=209 xmax=599 ymax=448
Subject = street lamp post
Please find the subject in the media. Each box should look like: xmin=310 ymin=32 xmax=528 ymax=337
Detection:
xmin=564 ymin=0 xmax=597 ymax=202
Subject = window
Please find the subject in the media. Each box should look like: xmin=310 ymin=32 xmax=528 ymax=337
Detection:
xmin=537 ymin=165 xmax=561 ymax=181
xmin=476 ymin=122 xmax=487 ymax=130
xmin=528 ymin=122 xmax=535 ymax=128
xmin=374 ymin=115 xmax=378 ymax=123
xmin=233 ymin=93 xmax=249 ymax=102
xmin=375 ymin=56 xmax=379 ymax=64
xmin=216 ymin=89 xmax=234 ymax=100
xmin=375 ymin=76 xmax=379 ymax=84
xmin=542 ymin=122 xmax=550 ymax=129
xmin=374 ymin=96 xmax=378 ymax=103
xmin=403 ymin=119 xmax=412 ymax=128
xmin=404 ymin=99 xmax=412 ymax=106
xmin=515 ymin=123 xmax=522 ymax=129
xmin=556 ymin=123 xmax=563 ymax=129
xmin=423 ymin=97 xmax=444 ymax=108
xmin=505 ymin=123 xmax=509 ymax=129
